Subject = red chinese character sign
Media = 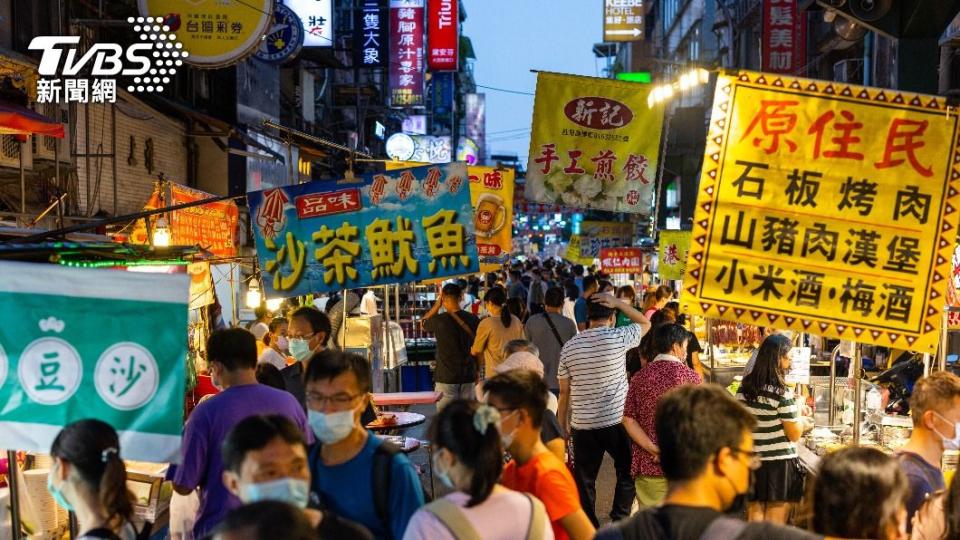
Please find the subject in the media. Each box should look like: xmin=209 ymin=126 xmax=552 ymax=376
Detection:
xmin=247 ymin=163 xmax=478 ymax=298
xmin=526 ymin=72 xmax=663 ymax=214
xmin=389 ymin=0 xmax=425 ymax=106
xmin=762 ymin=0 xmax=805 ymax=74
xmin=427 ymin=0 xmax=458 ymax=71
xmin=129 ymin=183 xmax=239 ymax=258
xmin=682 ymin=71 xmax=960 ymax=352
xmin=600 ymin=248 xmax=644 ymax=274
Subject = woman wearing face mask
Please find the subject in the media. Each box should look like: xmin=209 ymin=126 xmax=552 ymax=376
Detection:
xmin=258 ymin=317 xmax=290 ymax=371
xmin=807 ymin=446 xmax=910 ymax=540
xmin=48 ymin=419 xmax=141 ymax=540
xmin=222 ymin=414 xmax=373 ymax=539
xmin=403 ymin=400 xmax=554 ymax=540
xmin=736 ymin=334 xmax=815 ymax=524
xmin=472 ymin=287 xmax=525 ymax=379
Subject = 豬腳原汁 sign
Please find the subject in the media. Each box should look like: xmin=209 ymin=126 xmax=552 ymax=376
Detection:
xmin=682 ymin=70 xmax=960 ymax=352
xmin=248 ymin=163 xmax=479 ymax=298
xmin=0 ymin=261 xmax=188 ymax=462
xmin=600 ymin=247 xmax=643 ymax=274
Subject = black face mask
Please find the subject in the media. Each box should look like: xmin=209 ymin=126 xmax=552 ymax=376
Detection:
xmin=724 ymin=470 xmax=754 ymax=515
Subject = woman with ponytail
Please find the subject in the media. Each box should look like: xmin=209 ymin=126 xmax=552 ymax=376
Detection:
xmin=48 ymin=419 xmax=140 ymax=539
xmin=402 ymin=400 xmax=554 ymax=540
xmin=472 ymin=286 xmax=525 ymax=379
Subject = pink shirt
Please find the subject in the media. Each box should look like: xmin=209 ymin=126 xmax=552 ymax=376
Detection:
xmin=402 ymin=490 xmax=555 ymax=540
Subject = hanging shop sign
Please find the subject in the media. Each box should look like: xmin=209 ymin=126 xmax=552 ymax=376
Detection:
xmin=286 ymin=0 xmax=335 ymax=47
xmin=248 ymin=163 xmax=479 ymax=298
xmin=130 ymin=183 xmax=239 ymax=258
xmin=682 ymin=70 xmax=960 ymax=352
xmin=466 ymin=93 xmax=486 ymax=163
xmin=0 ymin=261 xmax=187 ymax=462
xmin=389 ymin=0 xmax=425 ymax=106
xmin=658 ymin=230 xmax=691 ymax=280
xmin=469 ymin=167 xmax=515 ymax=272
xmin=254 ymin=3 xmax=305 ymax=63
xmin=427 ymin=0 xmax=458 ymax=71
xmin=138 ymin=0 xmax=272 ymax=68
xmin=603 ymin=0 xmax=644 ymax=42
xmin=403 ymin=114 xmax=428 ymax=134
xmin=579 ymin=220 xmax=634 ymax=259
xmin=188 ymin=261 xmax=215 ymax=310
xmin=564 ymin=235 xmax=595 ymax=266
xmin=356 ymin=0 xmax=388 ymax=68
xmin=762 ymin=0 xmax=805 ymax=74
xmin=526 ymin=72 xmax=663 ymax=213
xmin=600 ymin=247 xmax=643 ymax=274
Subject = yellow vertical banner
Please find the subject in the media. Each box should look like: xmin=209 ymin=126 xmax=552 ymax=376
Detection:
xmin=525 ymin=72 xmax=664 ymax=213
xmin=682 ymin=71 xmax=960 ymax=352
xmin=468 ymin=166 xmax=515 ymax=272
xmin=658 ymin=231 xmax=691 ymax=280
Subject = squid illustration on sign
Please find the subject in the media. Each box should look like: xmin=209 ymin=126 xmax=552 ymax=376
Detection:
xmin=256 ymin=189 xmax=289 ymax=239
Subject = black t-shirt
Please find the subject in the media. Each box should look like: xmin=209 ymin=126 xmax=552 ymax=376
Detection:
xmin=686 ymin=333 xmax=704 ymax=371
xmin=540 ymin=408 xmax=566 ymax=443
xmin=423 ymin=311 xmax=480 ymax=384
xmin=595 ymin=505 xmax=822 ymax=540
xmin=317 ymin=510 xmax=374 ymax=540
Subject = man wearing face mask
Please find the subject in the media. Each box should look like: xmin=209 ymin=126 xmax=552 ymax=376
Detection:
xmin=281 ymin=306 xmax=332 ymax=408
xmin=305 ymin=350 xmax=424 ymax=539
xmin=258 ymin=317 xmax=290 ymax=371
xmin=596 ymin=384 xmax=821 ymax=540
xmin=221 ymin=414 xmax=372 ymax=539
xmin=168 ymin=328 xmax=312 ymax=539
xmin=897 ymin=371 xmax=960 ymax=528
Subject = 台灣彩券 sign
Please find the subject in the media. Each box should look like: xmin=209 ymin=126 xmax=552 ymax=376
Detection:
xmin=579 ymin=220 xmax=634 ymax=259
xmin=0 ymin=261 xmax=188 ymax=462
xmin=248 ymin=163 xmax=478 ymax=298
xmin=682 ymin=71 xmax=960 ymax=352
xmin=659 ymin=231 xmax=690 ymax=280
xmin=525 ymin=72 xmax=663 ymax=213
xmin=600 ymin=247 xmax=643 ymax=274
xmin=469 ymin=166 xmax=515 ymax=272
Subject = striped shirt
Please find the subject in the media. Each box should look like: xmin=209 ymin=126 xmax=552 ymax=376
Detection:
xmin=737 ymin=386 xmax=800 ymax=460
xmin=558 ymin=323 xmax=644 ymax=430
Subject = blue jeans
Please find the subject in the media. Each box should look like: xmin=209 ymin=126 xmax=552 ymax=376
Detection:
xmin=435 ymin=382 xmax=476 ymax=410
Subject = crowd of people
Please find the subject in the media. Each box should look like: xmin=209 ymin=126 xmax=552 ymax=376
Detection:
xmin=40 ymin=259 xmax=960 ymax=539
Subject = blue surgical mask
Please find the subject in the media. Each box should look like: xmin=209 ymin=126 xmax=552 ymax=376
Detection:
xmin=47 ymin=474 xmax=73 ymax=512
xmin=308 ymin=409 xmax=356 ymax=444
xmin=239 ymin=477 xmax=310 ymax=508
xmin=289 ymin=338 xmax=313 ymax=362
xmin=934 ymin=412 xmax=960 ymax=451
xmin=432 ymin=451 xmax=455 ymax=489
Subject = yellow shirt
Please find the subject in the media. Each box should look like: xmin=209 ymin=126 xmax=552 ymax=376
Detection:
xmin=472 ymin=315 xmax=525 ymax=376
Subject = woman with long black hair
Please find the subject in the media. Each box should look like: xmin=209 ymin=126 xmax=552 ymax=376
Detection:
xmin=736 ymin=334 xmax=814 ymax=525
xmin=471 ymin=286 xmax=524 ymax=379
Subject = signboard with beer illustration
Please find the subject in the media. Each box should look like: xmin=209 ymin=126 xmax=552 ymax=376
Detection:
xmin=526 ymin=72 xmax=663 ymax=213
xmin=248 ymin=163 xmax=479 ymax=298
xmin=469 ymin=166 xmax=515 ymax=272
xmin=682 ymin=70 xmax=960 ymax=352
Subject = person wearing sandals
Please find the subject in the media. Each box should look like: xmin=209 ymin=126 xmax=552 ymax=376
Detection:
xmin=402 ymin=400 xmax=554 ymax=540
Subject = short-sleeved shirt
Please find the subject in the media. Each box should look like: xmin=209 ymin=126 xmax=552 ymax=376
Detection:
xmin=594 ymin=505 xmax=822 ymax=540
xmin=501 ymin=452 xmax=581 ymax=540
xmin=558 ymin=323 xmax=644 ymax=430
xmin=312 ymin=432 xmax=425 ymax=540
xmin=898 ymin=451 xmax=945 ymax=528
xmin=423 ymin=311 xmax=480 ymax=384
xmin=624 ymin=356 xmax=702 ymax=477
xmin=258 ymin=347 xmax=287 ymax=370
xmin=573 ymin=298 xmax=588 ymax=326
xmin=168 ymin=383 xmax=312 ymax=538
xmin=736 ymin=386 xmax=799 ymax=461
xmin=541 ymin=409 xmax=567 ymax=443
xmin=473 ymin=315 xmax=525 ymax=375
xmin=402 ymin=490 xmax=555 ymax=540
xmin=525 ymin=313 xmax=578 ymax=390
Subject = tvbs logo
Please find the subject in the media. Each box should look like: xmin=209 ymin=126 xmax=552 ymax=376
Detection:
xmin=29 ymin=16 xmax=187 ymax=104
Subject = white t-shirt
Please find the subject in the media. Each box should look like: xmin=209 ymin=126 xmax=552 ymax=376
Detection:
xmin=250 ymin=321 xmax=269 ymax=340
xmin=402 ymin=490 xmax=554 ymax=540
xmin=258 ymin=347 xmax=287 ymax=370
xmin=361 ymin=291 xmax=378 ymax=316
xmin=558 ymin=323 xmax=644 ymax=430
xmin=562 ymin=299 xmax=577 ymax=329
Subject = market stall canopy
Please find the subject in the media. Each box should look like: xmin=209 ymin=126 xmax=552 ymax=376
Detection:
xmin=0 ymin=101 xmax=64 ymax=138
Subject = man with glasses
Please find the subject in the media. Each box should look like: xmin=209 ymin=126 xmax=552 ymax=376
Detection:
xmin=168 ymin=328 xmax=311 ymax=539
xmin=304 ymin=349 xmax=423 ymax=539
xmin=597 ymin=384 xmax=821 ymax=540
xmin=282 ymin=306 xmax=332 ymax=408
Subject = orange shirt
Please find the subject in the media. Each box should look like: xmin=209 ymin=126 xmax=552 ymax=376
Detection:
xmin=501 ymin=450 xmax=580 ymax=540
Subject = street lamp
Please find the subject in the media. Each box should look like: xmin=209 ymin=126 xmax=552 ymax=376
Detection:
xmin=152 ymin=216 xmax=171 ymax=248
xmin=647 ymin=68 xmax=712 ymax=108
xmin=245 ymin=280 xmax=262 ymax=309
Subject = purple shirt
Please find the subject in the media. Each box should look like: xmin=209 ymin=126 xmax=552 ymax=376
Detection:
xmin=167 ymin=383 xmax=312 ymax=538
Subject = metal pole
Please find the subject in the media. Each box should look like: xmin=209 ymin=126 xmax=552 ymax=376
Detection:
xmin=853 ymin=343 xmax=863 ymax=445
xmin=55 ymin=137 xmax=61 ymax=228
xmin=383 ymin=285 xmax=396 ymax=392
xmin=111 ymin=103 xmax=117 ymax=215
xmin=84 ymin=103 xmax=91 ymax=215
xmin=342 ymin=290 xmax=348 ymax=350
xmin=828 ymin=344 xmax=838 ymax=426
xmin=7 ymin=450 xmax=22 ymax=540
xmin=18 ymin=141 xmax=25 ymax=216
xmin=707 ymin=318 xmax=714 ymax=384
xmin=942 ymin=310 xmax=949 ymax=372
xmin=924 ymin=353 xmax=931 ymax=378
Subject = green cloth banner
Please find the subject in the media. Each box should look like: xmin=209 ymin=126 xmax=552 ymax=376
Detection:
xmin=0 ymin=261 xmax=188 ymax=463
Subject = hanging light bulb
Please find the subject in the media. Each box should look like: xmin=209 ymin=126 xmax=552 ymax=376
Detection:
xmin=152 ymin=216 xmax=171 ymax=248
xmin=246 ymin=278 xmax=262 ymax=309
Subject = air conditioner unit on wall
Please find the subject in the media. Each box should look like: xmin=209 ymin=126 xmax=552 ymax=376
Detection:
xmin=0 ymin=135 xmax=33 ymax=170
xmin=31 ymin=102 xmax=71 ymax=164
xmin=833 ymin=59 xmax=863 ymax=83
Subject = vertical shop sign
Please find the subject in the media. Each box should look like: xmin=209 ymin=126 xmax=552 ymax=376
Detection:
xmin=427 ymin=0 xmax=458 ymax=71
xmin=469 ymin=167 xmax=515 ymax=271
xmin=390 ymin=0 xmax=425 ymax=106
xmin=0 ymin=262 xmax=188 ymax=462
xmin=603 ymin=0 xmax=644 ymax=41
xmin=762 ymin=0 xmax=805 ymax=73
xmin=682 ymin=70 xmax=960 ymax=352
xmin=466 ymin=93 xmax=486 ymax=164
xmin=431 ymin=72 xmax=455 ymax=131
xmin=356 ymin=0 xmax=388 ymax=68
xmin=658 ymin=230 xmax=691 ymax=280
xmin=285 ymin=0 xmax=335 ymax=47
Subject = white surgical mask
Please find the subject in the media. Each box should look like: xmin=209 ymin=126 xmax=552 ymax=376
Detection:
xmin=289 ymin=338 xmax=313 ymax=362
xmin=933 ymin=412 xmax=960 ymax=451
xmin=499 ymin=410 xmax=520 ymax=449
xmin=308 ymin=409 xmax=356 ymax=444
xmin=432 ymin=450 xmax=455 ymax=489
xmin=275 ymin=336 xmax=289 ymax=352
